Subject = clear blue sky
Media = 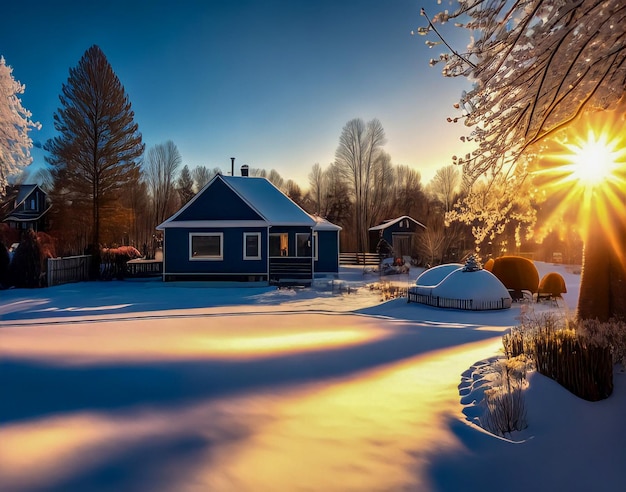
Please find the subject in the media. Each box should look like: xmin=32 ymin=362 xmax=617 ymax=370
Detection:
xmin=1 ymin=0 xmax=471 ymax=188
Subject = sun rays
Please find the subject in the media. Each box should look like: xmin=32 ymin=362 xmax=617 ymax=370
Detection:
xmin=532 ymin=111 xmax=626 ymax=248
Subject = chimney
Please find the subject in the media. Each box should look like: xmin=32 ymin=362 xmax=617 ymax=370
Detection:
xmin=230 ymin=157 xmax=235 ymax=176
xmin=241 ymin=164 xmax=249 ymax=177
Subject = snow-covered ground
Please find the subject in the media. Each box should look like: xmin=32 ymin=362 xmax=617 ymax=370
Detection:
xmin=0 ymin=262 xmax=624 ymax=491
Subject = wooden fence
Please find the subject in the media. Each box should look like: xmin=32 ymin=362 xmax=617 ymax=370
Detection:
xmin=339 ymin=252 xmax=380 ymax=266
xmin=47 ymin=255 xmax=92 ymax=287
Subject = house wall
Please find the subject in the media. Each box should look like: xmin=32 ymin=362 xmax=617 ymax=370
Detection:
xmin=163 ymin=227 xmax=268 ymax=279
xmin=174 ymin=178 xmax=263 ymax=222
xmin=315 ymin=230 xmax=339 ymax=275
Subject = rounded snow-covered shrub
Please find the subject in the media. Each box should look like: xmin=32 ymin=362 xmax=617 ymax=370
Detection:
xmin=538 ymin=272 xmax=567 ymax=299
xmin=490 ymin=256 xmax=539 ymax=294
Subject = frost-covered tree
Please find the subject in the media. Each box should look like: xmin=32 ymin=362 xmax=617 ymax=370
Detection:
xmin=143 ymin=140 xmax=182 ymax=226
xmin=0 ymin=56 xmax=40 ymax=194
xmin=428 ymin=164 xmax=460 ymax=214
xmin=45 ymin=45 xmax=144 ymax=249
xmin=419 ymin=0 xmax=626 ymax=321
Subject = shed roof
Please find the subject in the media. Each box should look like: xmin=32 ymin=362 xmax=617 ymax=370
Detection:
xmin=368 ymin=215 xmax=426 ymax=231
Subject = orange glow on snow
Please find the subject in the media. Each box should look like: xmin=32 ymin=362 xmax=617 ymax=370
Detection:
xmin=0 ymin=313 xmax=388 ymax=363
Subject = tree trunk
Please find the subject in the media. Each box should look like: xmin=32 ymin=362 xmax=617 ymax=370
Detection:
xmin=577 ymin=197 xmax=626 ymax=321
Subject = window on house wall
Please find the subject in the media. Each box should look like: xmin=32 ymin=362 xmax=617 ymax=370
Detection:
xmin=296 ymin=233 xmax=312 ymax=257
xmin=269 ymin=233 xmax=289 ymax=257
xmin=313 ymin=231 xmax=319 ymax=260
xmin=190 ymin=233 xmax=223 ymax=260
xmin=243 ymin=232 xmax=261 ymax=260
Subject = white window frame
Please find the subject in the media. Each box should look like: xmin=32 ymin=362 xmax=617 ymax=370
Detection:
xmin=189 ymin=232 xmax=223 ymax=261
xmin=243 ymin=232 xmax=262 ymax=260
xmin=269 ymin=232 xmax=289 ymax=257
xmin=296 ymin=232 xmax=312 ymax=258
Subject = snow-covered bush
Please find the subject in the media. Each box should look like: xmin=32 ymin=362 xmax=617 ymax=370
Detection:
xmin=503 ymin=314 xmax=614 ymax=401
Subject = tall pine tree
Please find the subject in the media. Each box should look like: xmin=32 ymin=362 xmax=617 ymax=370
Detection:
xmin=45 ymin=45 xmax=144 ymax=251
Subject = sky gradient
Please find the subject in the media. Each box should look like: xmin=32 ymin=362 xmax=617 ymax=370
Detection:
xmin=2 ymin=0 xmax=471 ymax=188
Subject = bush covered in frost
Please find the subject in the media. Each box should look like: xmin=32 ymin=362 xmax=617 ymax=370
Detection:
xmin=503 ymin=314 xmax=621 ymax=401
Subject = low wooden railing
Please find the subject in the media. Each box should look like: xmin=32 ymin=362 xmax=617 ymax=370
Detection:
xmin=339 ymin=252 xmax=380 ymax=266
xmin=47 ymin=255 xmax=92 ymax=287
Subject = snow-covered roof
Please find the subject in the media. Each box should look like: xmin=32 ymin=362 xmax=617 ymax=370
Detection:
xmin=157 ymin=174 xmax=317 ymax=230
xmin=310 ymin=214 xmax=342 ymax=231
xmin=415 ymin=264 xmax=463 ymax=286
xmin=222 ymin=176 xmax=315 ymax=226
xmin=368 ymin=215 xmax=426 ymax=231
xmin=432 ymin=269 xmax=511 ymax=303
xmin=412 ymin=263 xmax=512 ymax=309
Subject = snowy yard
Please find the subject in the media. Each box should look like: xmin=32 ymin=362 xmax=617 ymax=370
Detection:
xmin=1 ymin=263 xmax=625 ymax=491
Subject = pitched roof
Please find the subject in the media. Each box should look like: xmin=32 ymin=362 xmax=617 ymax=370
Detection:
xmin=368 ymin=215 xmax=426 ymax=231
xmin=223 ymin=176 xmax=316 ymax=226
xmin=158 ymin=174 xmax=316 ymax=229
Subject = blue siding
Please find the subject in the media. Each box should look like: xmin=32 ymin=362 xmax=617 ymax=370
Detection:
xmin=164 ymin=227 xmax=267 ymax=275
xmin=174 ymin=178 xmax=263 ymax=222
xmin=315 ymin=230 xmax=339 ymax=274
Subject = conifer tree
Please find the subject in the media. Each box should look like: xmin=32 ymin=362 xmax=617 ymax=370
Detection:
xmin=45 ymin=45 xmax=144 ymax=249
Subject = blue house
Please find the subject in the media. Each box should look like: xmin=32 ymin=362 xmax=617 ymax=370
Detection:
xmin=1 ymin=184 xmax=51 ymax=236
xmin=157 ymin=172 xmax=341 ymax=284
xmin=368 ymin=215 xmax=426 ymax=257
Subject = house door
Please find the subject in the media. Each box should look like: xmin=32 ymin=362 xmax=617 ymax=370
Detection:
xmin=392 ymin=234 xmax=411 ymax=257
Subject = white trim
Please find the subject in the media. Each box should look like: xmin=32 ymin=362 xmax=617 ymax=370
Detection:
xmin=189 ymin=232 xmax=223 ymax=260
xmin=296 ymin=232 xmax=313 ymax=258
xmin=313 ymin=231 xmax=319 ymax=261
xmin=243 ymin=232 xmax=262 ymax=260
xmin=158 ymin=220 xmax=268 ymax=230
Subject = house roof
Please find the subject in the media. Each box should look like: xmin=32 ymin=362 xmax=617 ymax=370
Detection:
xmin=223 ymin=176 xmax=316 ymax=226
xmin=158 ymin=174 xmax=317 ymax=229
xmin=310 ymin=214 xmax=342 ymax=231
xmin=368 ymin=215 xmax=426 ymax=231
xmin=1 ymin=184 xmax=50 ymax=223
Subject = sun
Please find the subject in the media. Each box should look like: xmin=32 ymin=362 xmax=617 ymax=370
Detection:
xmin=564 ymin=130 xmax=620 ymax=189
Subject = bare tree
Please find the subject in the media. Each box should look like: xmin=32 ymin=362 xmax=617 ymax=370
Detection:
xmin=419 ymin=0 xmax=626 ymax=320
xmin=308 ymin=162 xmax=325 ymax=215
xmin=192 ymin=165 xmax=220 ymax=191
xmin=428 ymin=165 xmax=460 ymax=214
xmin=143 ymin=140 xmax=182 ymax=226
xmin=45 ymin=45 xmax=144 ymax=249
xmin=335 ymin=118 xmax=387 ymax=252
